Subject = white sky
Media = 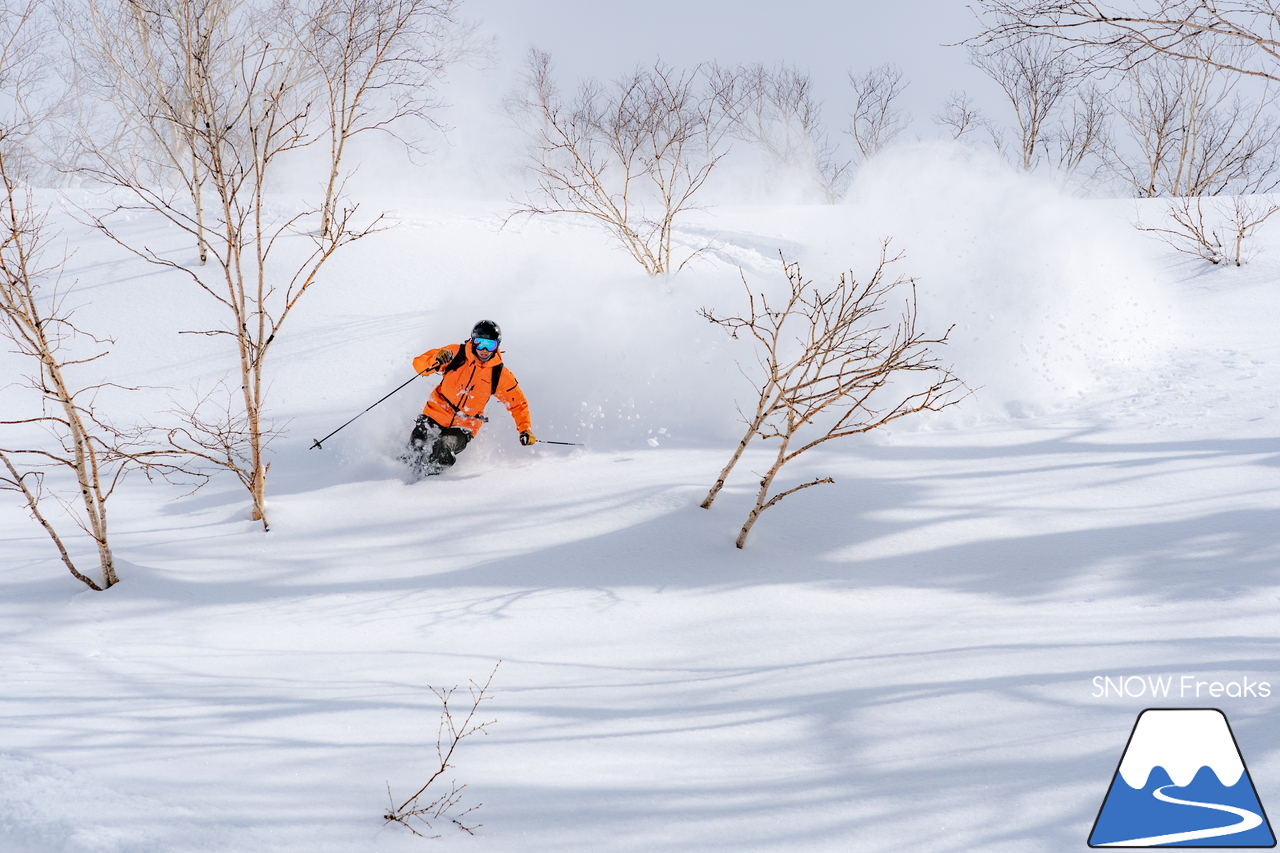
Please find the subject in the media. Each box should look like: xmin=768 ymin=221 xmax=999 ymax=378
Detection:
xmin=464 ymin=0 xmax=1002 ymax=138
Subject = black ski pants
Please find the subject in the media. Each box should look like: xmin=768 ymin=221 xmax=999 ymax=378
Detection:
xmin=409 ymin=415 xmax=471 ymax=470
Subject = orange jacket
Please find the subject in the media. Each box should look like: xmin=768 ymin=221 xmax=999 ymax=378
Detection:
xmin=412 ymin=341 xmax=531 ymax=436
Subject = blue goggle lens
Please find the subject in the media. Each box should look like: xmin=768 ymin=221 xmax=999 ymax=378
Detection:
xmin=473 ymin=337 xmax=498 ymax=352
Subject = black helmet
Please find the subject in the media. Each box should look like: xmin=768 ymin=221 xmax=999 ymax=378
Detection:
xmin=471 ymin=319 xmax=501 ymax=343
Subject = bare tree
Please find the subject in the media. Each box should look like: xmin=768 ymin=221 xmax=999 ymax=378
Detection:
xmin=0 ymin=192 xmax=111 ymax=589
xmin=384 ymin=663 xmax=499 ymax=838
xmin=932 ymin=90 xmax=1017 ymax=162
xmin=0 ymin=0 xmax=65 ymax=185
xmin=970 ymin=40 xmax=1077 ymax=171
xmin=1102 ymin=56 xmax=1184 ymax=196
xmin=64 ymin=0 xmax=237 ymax=265
xmin=975 ymin=0 xmax=1280 ymax=83
xmin=73 ymin=0 xmax=389 ymax=529
xmin=507 ymin=50 xmax=732 ymax=275
xmin=699 ymin=247 xmax=966 ymax=549
xmin=935 ymin=91 xmax=996 ymax=142
xmin=0 ymin=10 xmax=193 ymax=589
xmin=290 ymin=0 xmax=470 ymax=238
xmin=1103 ymin=47 xmax=1280 ymax=197
xmin=1139 ymin=194 xmax=1280 ymax=264
xmin=711 ymin=61 xmax=849 ymax=202
xmin=848 ymin=63 xmax=912 ymax=161
xmin=973 ymin=6 xmax=1280 ymax=252
xmin=0 ymin=4 xmax=113 ymax=590
xmin=0 ymin=197 xmax=192 ymax=590
xmin=1054 ymin=81 xmax=1112 ymax=178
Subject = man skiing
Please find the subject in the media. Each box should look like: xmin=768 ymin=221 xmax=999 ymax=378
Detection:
xmin=401 ymin=320 xmax=535 ymax=478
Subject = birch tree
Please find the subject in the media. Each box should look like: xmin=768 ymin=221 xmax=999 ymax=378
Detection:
xmin=973 ymin=6 xmax=1280 ymax=253
xmin=507 ymin=50 xmax=733 ymax=275
xmin=848 ymin=64 xmax=912 ymax=162
xmin=711 ymin=61 xmax=849 ymax=202
xmin=975 ymin=0 xmax=1280 ymax=82
xmin=73 ymin=0 xmax=395 ymax=529
xmin=1104 ymin=48 xmax=1280 ymax=197
xmin=291 ymin=0 xmax=469 ymax=238
xmin=699 ymin=247 xmax=966 ymax=549
xmin=970 ymin=39 xmax=1077 ymax=171
xmin=66 ymin=0 xmax=235 ymax=264
xmin=0 ymin=3 xmax=190 ymax=589
xmin=0 ymin=166 xmax=193 ymax=589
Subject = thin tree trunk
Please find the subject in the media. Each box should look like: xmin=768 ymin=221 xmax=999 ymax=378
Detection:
xmin=192 ymin=144 xmax=207 ymax=264
xmin=45 ymin=353 xmax=118 ymax=586
xmin=0 ymin=146 xmax=116 ymax=588
xmin=240 ymin=298 xmax=266 ymax=527
xmin=701 ymin=385 xmax=777 ymax=508
xmin=0 ymin=454 xmax=104 ymax=590
xmin=702 ymin=418 xmax=759 ymax=509
xmin=735 ymin=434 xmax=789 ymax=549
xmin=249 ymin=136 xmax=269 ymax=529
xmin=246 ymin=353 xmax=266 ymax=528
xmin=322 ymin=125 xmax=346 ymax=239
xmin=186 ymin=22 xmax=207 ymax=264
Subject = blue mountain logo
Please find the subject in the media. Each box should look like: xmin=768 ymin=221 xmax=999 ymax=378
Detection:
xmin=1090 ymin=708 xmax=1275 ymax=847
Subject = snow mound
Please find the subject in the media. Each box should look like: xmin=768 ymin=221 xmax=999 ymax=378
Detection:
xmin=846 ymin=142 xmax=1180 ymax=421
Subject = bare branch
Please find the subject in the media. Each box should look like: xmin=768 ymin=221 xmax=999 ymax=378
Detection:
xmin=973 ymin=1 xmax=1280 ymax=85
xmin=0 ymin=452 xmax=102 ymax=590
xmin=1100 ymin=44 xmax=1280 ymax=197
xmin=63 ymin=0 xmax=418 ymax=528
xmin=712 ymin=61 xmax=849 ymax=202
xmin=699 ymin=247 xmax=967 ymax=548
xmin=848 ymin=63 xmax=912 ymax=161
xmin=1 ymin=98 xmax=201 ymax=587
xmin=934 ymin=90 xmax=1005 ymax=151
xmin=970 ymin=39 xmax=1079 ymax=171
xmin=1138 ymin=193 xmax=1280 ymax=263
xmin=506 ymin=50 xmax=731 ymax=275
xmin=384 ymin=663 xmax=499 ymax=838
xmin=287 ymin=0 xmax=473 ymax=237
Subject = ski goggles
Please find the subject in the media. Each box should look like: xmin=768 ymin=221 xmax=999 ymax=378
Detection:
xmin=472 ymin=336 xmax=498 ymax=352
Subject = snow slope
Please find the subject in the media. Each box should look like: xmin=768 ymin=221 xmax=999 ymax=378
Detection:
xmin=3 ymin=146 xmax=1280 ymax=853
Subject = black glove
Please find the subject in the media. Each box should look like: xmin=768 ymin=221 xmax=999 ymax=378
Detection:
xmin=519 ymin=430 xmax=536 ymax=446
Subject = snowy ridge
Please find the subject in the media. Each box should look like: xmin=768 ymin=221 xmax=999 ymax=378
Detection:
xmin=1117 ymin=709 xmax=1246 ymax=789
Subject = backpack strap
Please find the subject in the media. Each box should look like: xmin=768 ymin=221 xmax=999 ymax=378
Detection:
xmin=442 ymin=342 xmax=468 ymax=373
xmin=434 ymin=345 xmax=502 ymax=425
xmin=442 ymin=344 xmax=503 ymax=393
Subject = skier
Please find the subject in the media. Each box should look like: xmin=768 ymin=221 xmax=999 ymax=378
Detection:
xmin=400 ymin=320 xmax=535 ymax=478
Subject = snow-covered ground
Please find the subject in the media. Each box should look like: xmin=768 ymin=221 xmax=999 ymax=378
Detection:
xmin=3 ymin=146 xmax=1280 ymax=852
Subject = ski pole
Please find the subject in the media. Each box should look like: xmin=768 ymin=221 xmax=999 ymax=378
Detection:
xmin=310 ymin=372 xmax=427 ymax=450
xmin=539 ymin=440 xmax=581 ymax=446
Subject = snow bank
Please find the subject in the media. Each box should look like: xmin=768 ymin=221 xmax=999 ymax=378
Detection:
xmin=844 ymin=142 xmax=1180 ymax=422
